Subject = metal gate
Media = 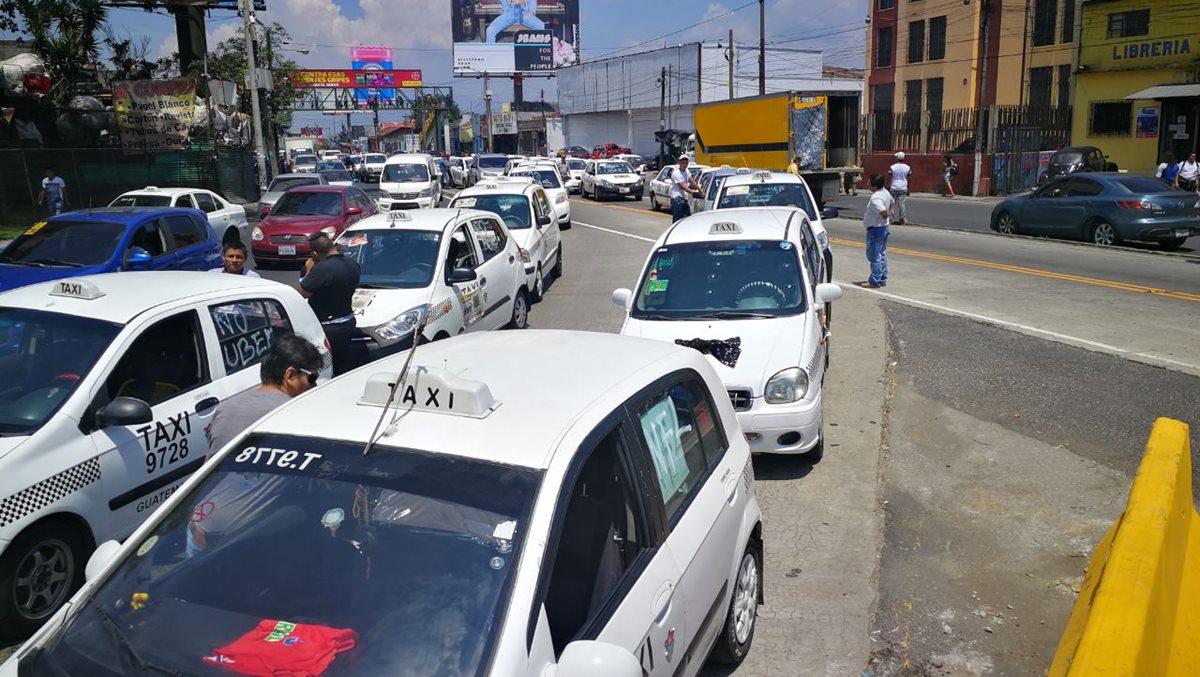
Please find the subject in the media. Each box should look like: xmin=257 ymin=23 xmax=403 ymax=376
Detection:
xmin=993 ymin=126 xmax=1042 ymax=195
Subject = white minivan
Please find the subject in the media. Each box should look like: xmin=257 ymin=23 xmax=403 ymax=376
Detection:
xmin=377 ymin=154 xmax=441 ymax=210
xmin=613 ymin=208 xmax=842 ymax=457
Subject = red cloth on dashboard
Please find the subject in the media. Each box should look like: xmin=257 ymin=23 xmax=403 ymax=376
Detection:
xmin=202 ymin=619 xmax=357 ymax=676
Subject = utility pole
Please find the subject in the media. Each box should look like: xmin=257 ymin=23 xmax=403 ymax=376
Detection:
xmin=973 ymin=0 xmax=991 ymax=197
xmin=727 ymin=29 xmax=734 ymax=99
xmin=484 ymin=74 xmax=493 ymax=153
xmin=758 ymin=0 xmax=766 ymax=95
xmin=238 ymin=0 xmax=268 ymax=189
xmin=658 ymin=66 xmax=667 ymax=162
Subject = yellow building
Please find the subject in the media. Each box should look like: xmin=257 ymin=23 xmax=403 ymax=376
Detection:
xmin=1072 ymin=0 xmax=1200 ymax=172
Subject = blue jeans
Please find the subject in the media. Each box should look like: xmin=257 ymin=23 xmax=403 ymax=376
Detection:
xmin=486 ymin=5 xmax=545 ymax=42
xmin=866 ymin=226 xmax=889 ymax=285
xmin=670 ymin=196 xmax=691 ymax=223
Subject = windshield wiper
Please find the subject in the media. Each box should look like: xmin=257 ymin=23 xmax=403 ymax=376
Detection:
xmin=632 ymin=313 xmax=682 ymax=321
xmin=93 ymin=606 xmax=193 ymax=677
xmin=26 ymin=258 xmax=83 ymax=267
xmin=358 ymin=282 xmax=400 ymax=289
xmin=690 ymin=311 xmax=776 ymax=320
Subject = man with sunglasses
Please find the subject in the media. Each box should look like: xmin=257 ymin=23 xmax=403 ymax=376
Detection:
xmin=205 ymin=333 xmax=324 ymax=456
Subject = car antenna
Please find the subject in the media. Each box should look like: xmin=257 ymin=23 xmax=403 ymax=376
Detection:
xmin=361 ymin=209 xmax=462 ymax=457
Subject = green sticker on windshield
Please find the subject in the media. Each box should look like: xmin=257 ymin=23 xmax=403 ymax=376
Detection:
xmin=657 ymin=257 xmax=674 ymax=269
xmin=647 ymin=279 xmax=669 ymax=293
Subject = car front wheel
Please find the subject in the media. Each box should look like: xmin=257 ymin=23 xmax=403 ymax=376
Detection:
xmin=0 ymin=521 xmax=89 ymax=639
xmin=710 ymin=543 xmax=761 ymax=665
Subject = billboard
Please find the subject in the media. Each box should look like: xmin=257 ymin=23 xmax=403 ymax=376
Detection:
xmin=351 ymin=46 xmax=394 ymax=106
xmin=112 ymin=78 xmax=196 ymax=154
xmin=451 ymin=0 xmax=579 ymax=76
xmin=290 ymin=70 xmax=424 ymax=88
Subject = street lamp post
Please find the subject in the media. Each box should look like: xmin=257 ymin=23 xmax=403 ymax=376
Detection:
xmin=237 ymin=0 xmax=269 ymax=190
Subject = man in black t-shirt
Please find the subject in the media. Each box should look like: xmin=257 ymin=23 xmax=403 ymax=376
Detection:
xmin=299 ymin=233 xmax=365 ymax=375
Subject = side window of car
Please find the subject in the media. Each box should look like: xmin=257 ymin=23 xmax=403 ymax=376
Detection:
xmin=534 ymin=190 xmax=552 ymax=219
xmin=130 ymin=221 xmax=168 ymax=257
xmin=798 ymin=222 xmax=822 ymax=290
xmin=105 ymin=311 xmax=209 ymax=407
xmin=209 ymin=299 xmax=293 ymax=375
xmin=634 ymin=378 xmax=728 ymax=522
xmin=1067 ymin=178 xmax=1103 ymax=197
xmin=193 ymin=192 xmax=219 ymax=213
xmin=446 ymin=224 xmax=480 ymax=271
xmin=163 ymin=215 xmax=206 ymax=250
xmin=469 ymin=217 xmax=507 ymax=262
xmin=657 ymin=167 xmax=672 ymax=182
xmin=174 ymin=194 xmax=197 ymax=209
xmin=1036 ymin=182 xmax=1067 ymax=199
xmin=544 ymin=424 xmax=649 ymax=655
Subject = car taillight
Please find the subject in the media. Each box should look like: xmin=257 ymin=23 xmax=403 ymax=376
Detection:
xmin=1116 ymin=199 xmax=1157 ymax=210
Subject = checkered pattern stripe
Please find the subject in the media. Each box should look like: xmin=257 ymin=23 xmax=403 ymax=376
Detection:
xmin=426 ymin=298 xmax=453 ymax=323
xmin=0 ymin=458 xmax=101 ymax=528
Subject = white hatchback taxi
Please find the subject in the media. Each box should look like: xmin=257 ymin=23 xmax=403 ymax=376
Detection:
xmin=337 ymin=208 xmax=531 ymax=360
xmin=613 ymin=208 xmax=842 ymax=457
xmin=509 ymin=161 xmax=572 ymax=228
xmin=449 ymin=178 xmax=563 ymax=302
xmin=109 ymin=186 xmax=251 ymax=246
xmin=377 ymin=154 xmax=441 ymax=211
xmin=2 ymin=330 xmax=763 ymax=677
xmin=0 ymin=272 xmax=329 ymax=636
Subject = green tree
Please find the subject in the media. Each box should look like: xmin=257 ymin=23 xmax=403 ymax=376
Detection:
xmin=18 ymin=0 xmax=108 ymax=107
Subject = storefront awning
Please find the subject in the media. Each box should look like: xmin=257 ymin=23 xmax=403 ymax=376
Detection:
xmin=1124 ymin=84 xmax=1200 ymax=100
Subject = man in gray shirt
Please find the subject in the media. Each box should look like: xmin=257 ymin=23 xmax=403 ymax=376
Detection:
xmin=205 ymin=333 xmax=324 ymax=455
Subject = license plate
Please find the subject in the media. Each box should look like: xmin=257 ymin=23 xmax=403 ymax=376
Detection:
xmin=619 ymin=187 xmax=629 ymax=194
xmin=1175 ymin=228 xmax=1191 ymax=238
xmin=278 ymin=245 xmax=296 ymax=256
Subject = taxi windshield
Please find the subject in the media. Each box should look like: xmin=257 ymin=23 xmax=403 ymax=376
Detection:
xmin=511 ymin=169 xmax=562 ymax=189
xmin=452 ymin=194 xmax=532 ymax=230
xmin=24 ymin=433 xmax=540 ymax=677
xmin=0 ymin=308 xmax=121 ymax=435
xmin=382 ymin=163 xmax=429 ymax=183
xmin=717 ymin=182 xmax=817 ymax=219
xmin=338 ymin=229 xmax=442 ymax=288
xmin=272 ymin=191 xmax=343 ymax=217
xmin=0 ymin=219 xmax=126 ymax=267
xmin=597 ymin=162 xmax=632 ymax=175
xmin=633 ymin=240 xmax=807 ymax=319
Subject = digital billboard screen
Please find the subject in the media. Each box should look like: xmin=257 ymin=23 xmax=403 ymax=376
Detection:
xmin=451 ymin=0 xmax=579 ymax=76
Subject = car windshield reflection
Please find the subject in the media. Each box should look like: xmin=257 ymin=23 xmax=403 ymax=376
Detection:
xmin=337 ymin=229 xmax=442 ymax=288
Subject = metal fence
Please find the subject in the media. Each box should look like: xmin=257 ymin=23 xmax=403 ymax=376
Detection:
xmin=0 ymin=143 xmax=260 ymax=218
xmin=862 ymin=105 xmax=1071 ymax=156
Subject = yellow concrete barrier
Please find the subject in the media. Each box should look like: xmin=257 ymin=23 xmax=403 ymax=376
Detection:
xmin=1049 ymin=417 xmax=1199 ymax=676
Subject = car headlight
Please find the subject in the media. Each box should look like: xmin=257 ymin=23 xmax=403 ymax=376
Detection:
xmin=517 ymin=247 xmax=531 ymax=264
xmin=320 ymin=226 xmax=338 ymax=238
xmin=816 ymin=231 xmax=829 ymax=248
xmin=598 ymin=178 xmax=612 ymax=186
xmin=375 ymin=304 xmax=428 ymax=342
xmin=555 ymin=192 xmax=567 ymax=204
xmin=765 ymin=367 xmax=809 ymax=404
xmin=418 ymin=188 xmax=432 ymax=198
xmin=252 ymin=226 xmax=264 ymax=241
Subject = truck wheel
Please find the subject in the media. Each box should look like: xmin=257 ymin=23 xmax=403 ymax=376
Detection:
xmin=0 ymin=521 xmax=89 ymax=639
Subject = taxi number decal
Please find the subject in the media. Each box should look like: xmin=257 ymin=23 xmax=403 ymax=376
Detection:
xmin=137 ymin=412 xmax=192 ymax=474
xmin=234 ymin=446 xmax=323 ymax=471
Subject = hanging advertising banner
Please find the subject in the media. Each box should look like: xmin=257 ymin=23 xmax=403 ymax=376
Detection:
xmin=1136 ymin=106 xmax=1160 ymax=139
xmin=290 ymin=70 xmax=424 ymax=88
xmin=351 ymin=46 xmax=395 ymax=106
xmin=112 ymin=78 xmax=196 ymax=154
xmin=451 ymin=0 xmax=580 ymax=75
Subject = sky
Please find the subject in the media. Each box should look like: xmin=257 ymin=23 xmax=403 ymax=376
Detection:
xmin=98 ymin=0 xmax=868 ymax=133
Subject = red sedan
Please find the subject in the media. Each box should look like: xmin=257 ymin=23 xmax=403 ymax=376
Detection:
xmin=251 ymin=185 xmax=377 ymax=266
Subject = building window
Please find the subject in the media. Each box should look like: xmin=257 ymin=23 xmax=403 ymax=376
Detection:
xmin=1057 ymin=64 xmax=1071 ymax=109
xmin=928 ymin=16 xmax=947 ymax=60
xmin=1089 ymin=101 xmax=1132 ymax=136
xmin=1029 ymin=67 xmax=1053 ymax=108
xmin=1032 ymin=0 xmax=1056 ymax=46
xmin=908 ymin=20 xmax=926 ymax=64
xmin=877 ymin=0 xmax=895 ymax=9
xmin=1107 ymin=10 xmax=1149 ymax=38
xmin=1060 ymin=0 xmax=1075 ymax=43
xmin=925 ymin=77 xmax=943 ymax=113
xmin=875 ymin=27 xmax=894 ymax=68
xmin=905 ymin=79 xmax=922 ymax=115
xmin=872 ymin=83 xmax=894 ymax=113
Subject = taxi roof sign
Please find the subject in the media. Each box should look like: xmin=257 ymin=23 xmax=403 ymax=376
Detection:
xmin=752 ymin=171 xmax=773 ymax=181
xmin=359 ymin=366 xmax=499 ymax=419
xmin=709 ymin=221 xmax=743 ymax=235
xmin=386 ymin=210 xmax=413 ymax=222
xmin=49 ymin=279 xmax=105 ymax=300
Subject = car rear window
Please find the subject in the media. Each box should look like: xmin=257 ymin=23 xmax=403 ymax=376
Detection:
xmin=1112 ymin=177 xmax=1175 ymax=193
xmin=1051 ymin=150 xmax=1086 ymax=164
xmin=111 ymin=194 xmax=171 ymax=207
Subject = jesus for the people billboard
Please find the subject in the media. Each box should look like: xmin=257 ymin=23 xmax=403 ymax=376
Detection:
xmin=451 ymin=0 xmax=580 ymax=76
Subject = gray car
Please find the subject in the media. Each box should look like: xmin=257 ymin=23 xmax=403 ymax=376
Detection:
xmin=258 ymin=173 xmax=329 ymax=217
xmin=991 ymin=173 xmax=1200 ymax=250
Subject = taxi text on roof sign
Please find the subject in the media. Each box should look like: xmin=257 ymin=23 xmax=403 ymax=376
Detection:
xmin=359 ymin=366 xmax=499 ymax=419
xmin=50 ymin=279 xmax=105 ymax=300
xmin=709 ymin=222 xmax=743 ymax=235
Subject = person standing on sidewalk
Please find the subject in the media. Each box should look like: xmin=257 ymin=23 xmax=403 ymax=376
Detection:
xmin=860 ymin=174 xmax=894 ymax=289
xmin=299 ymin=233 xmax=364 ymax=375
xmin=38 ymin=168 xmax=66 ymax=215
xmin=1156 ymin=152 xmax=1179 ymax=184
xmin=1175 ymin=151 xmax=1199 ymax=192
xmin=888 ymin=152 xmax=910 ymax=224
xmin=669 ymin=156 xmax=701 ymax=223
xmin=942 ymin=154 xmax=958 ymax=197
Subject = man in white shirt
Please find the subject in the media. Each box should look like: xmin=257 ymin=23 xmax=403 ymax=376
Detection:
xmin=1176 ymin=151 xmax=1199 ymax=192
xmin=888 ymin=151 xmax=911 ymax=225
xmin=669 ymin=156 xmax=701 ymax=223
xmin=38 ymin=168 xmax=66 ymax=215
xmin=209 ymin=241 xmax=261 ymax=277
xmin=861 ymin=174 xmax=895 ymax=289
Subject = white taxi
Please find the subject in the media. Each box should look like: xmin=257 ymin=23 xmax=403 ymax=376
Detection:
xmin=449 ymin=178 xmax=563 ymax=302
xmin=0 ymin=272 xmax=329 ymax=635
xmin=613 ymin=208 xmax=842 ymax=457
xmin=4 ymin=331 xmax=763 ymax=677
xmin=109 ymin=186 xmax=250 ymax=246
xmin=377 ymin=154 xmax=441 ymax=211
xmin=581 ymin=159 xmax=644 ymax=201
xmin=648 ymin=163 xmax=710 ymax=212
xmin=336 ymin=209 xmax=530 ymax=361
xmin=563 ymin=157 xmax=587 ymax=193
xmin=509 ymin=161 xmax=572 ymax=229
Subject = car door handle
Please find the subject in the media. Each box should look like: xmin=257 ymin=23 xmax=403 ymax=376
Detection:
xmin=652 ymin=581 xmax=675 ymax=623
xmin=195 ymin=397 xmax=219 ymax=413
xmin=479 ymin=276 xmax=487 ymax=287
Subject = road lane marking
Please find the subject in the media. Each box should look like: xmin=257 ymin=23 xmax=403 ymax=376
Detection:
xmin=830 ymin=237 xmax=1200 ymax=303
xmin=570 ymin=197 xmax=669 ymax=218
xmin=840 ymin=282 xmax=1200 ymax=373
xmin=574 ymin=221 xmax=657 ymax=243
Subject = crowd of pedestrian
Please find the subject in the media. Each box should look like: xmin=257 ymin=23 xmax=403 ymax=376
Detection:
xmin=1159 ymin=151 xmax=1200 ymax=192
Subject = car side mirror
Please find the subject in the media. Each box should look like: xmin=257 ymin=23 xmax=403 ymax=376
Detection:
xmin=96 ymin=396 xmax=153 ymax=428
xmin=537 ymin=214 xmax=552 ymax=228
xmin=820 ymin=206 xmax=839 ymax=220
xmin=447 ymin=267 xmax=477 ymax=283
xmin=550 ymin=640 xmax=641 ymax=677
xmin=611 ymin=287 xmax=632 ymax=309
xmin=815 ymin=282 xmax=843 ymax=304
xmin=346 ymin=206 xmax=364 ymax=216
xmin=124 ymin=247 xmax=152 ymax=270
xmin=86 ymin=540 xmax=123 ymax=581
